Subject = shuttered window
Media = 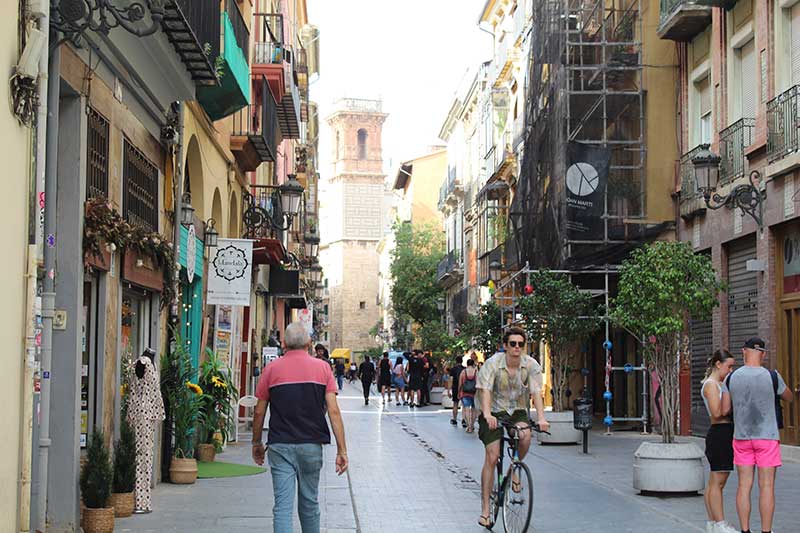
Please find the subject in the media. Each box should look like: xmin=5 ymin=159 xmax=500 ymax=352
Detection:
xmin=696 ymin=76 xmax=712 ymax=145
xmin=740 ymin=39 xmax=757 ymax=119
xmin=122 ymin=140 xmax=159 ymax=232
xmin=792 ymin=3 xmax=800 ymax=86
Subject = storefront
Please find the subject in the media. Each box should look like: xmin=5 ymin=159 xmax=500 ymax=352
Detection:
xmin=179 ymin=224 xmax=205 ymax=369
xmin=777 ymin=224 xmax=800 ymax=445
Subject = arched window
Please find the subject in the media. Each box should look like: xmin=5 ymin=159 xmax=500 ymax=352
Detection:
xmin=357 ymin=128 xmax=368 ymax=160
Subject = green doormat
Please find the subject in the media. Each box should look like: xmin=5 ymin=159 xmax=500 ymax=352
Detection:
xmin=197 ymin=461 xmax=266 ymax=479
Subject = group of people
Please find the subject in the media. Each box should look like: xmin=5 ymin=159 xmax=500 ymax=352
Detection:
xmin=700 ymin=337 xmax=794 ymax=533
xmin=446 ymin=352 xmax=482 ymax=433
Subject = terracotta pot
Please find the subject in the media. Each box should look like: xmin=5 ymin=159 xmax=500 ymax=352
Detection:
xmin=196 ymin=443 xmax=216 ymax=463
xmin=109 ymin=492 xmax=134 ymax=517
xmin=169 ymin=457 xmax=198 ymax=484
xmin=83 ymin=507 xmax=115 ymax=533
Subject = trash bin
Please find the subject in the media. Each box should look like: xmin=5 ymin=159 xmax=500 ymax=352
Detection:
xmin=573 ymin=398 xmax=593 ymax=430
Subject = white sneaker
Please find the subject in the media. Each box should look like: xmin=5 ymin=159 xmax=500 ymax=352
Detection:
xmin=705 ymin=521 xmax=714 ymax=533
xmin=713 ymin=522 xmax=739 ymax=533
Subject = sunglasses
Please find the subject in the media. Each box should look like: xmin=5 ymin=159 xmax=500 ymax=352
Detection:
xmin=507 ymin=341 xmax=524 ymax=348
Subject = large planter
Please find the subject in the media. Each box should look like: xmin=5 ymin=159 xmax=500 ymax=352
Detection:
xmin=196 ymin=443 xmax=216 ymax=463
xmin=537 ymin=410 xmax=581 ymax=445
xmin=109 ymin=492 xmax=134 ymax=517
xmin=83 ymin=507 xmax=115 ymax=533
xmin=169 ymin=457 xmax=198 ymax=484
xmin=430 ymin=386 xmax=445 ymax=405
xmin=633 ymin=441 xmax=705 ymax=494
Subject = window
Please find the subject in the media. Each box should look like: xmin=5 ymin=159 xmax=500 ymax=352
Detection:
xmin=792 ymin=3 xmax=800 ymax=86
xmin=359 ymin=301 xmax=366 ymax=310
xmin=694 ymin=76 xmax=712 ymax=145
xmin=86 ymin=107 xmax=109 ymax=199
xmin=738 ymin=39 xmax=757 ymax=119
xmin=122 ymin=140 xmax=159 ymax=232
xmin=357 ymin=128 xmax=368 ymax=160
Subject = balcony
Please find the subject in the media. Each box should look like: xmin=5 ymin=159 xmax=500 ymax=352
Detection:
xmin=490 ymin=131 xmax=515 ymax=178
xmin=767 ymin=85 xmax=800 ymax=164
xmin=451 ymin=286 xmax=471 ymax=326
xmin=679 ymin=145 xmax=707 ymax=219
xmin=478 ymin=244 xmax=503 ymax=286
xmin=252 ymin=13 xmax=302 ymax=139
xmin=492 ymin=35 xmax=521 ymax=88
xmin=657 ymin=1 xmax=712 ymax=42
xmin=195 ymin=0 xmax=251 ymax=120
xmin=438 ymin=165 xmax=463 ymax=210
xmin=230 ymin=77 xmax=278 ymax=171
xmin=242 ymin=185 xmax=287 ymax=265
xmin=437 ymin=251 xmax=463 ymax=289
xmin=161 ymin=0 xmax=219 ymax=86
xmin=719 ymin=118 xmax=754 ymax=184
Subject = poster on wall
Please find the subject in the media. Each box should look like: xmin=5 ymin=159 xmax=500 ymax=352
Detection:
xmin=214 ymin=304 xmax=233 ymax=365
xmin=207 ymin=239 xmax=253 ymax=306
xmin=297 ymin=305 xmax=313 ymax=336
xmin=565 ymin=141 xmax=609 ymax=239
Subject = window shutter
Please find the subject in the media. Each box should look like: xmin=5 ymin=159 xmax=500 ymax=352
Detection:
xmin=740 ymin=39 xmax=757 ymax=119
xmin=792 ymin=3 xmax=800 ymax=86
xmin=697 ymin=76 xmax=711 ymax=144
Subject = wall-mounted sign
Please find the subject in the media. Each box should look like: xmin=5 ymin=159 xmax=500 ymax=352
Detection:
xmin=207 ymin=239 xmax=252 ymax=306
xmin=565 ymin=141 xmax=609 ymax=239
xmin=187 ymin=224 xmax=196 ymax=284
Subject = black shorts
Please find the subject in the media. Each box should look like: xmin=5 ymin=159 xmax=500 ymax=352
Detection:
xmin=408 ymin=375 xmax=423 ymax=391
xmin=705 ymin=423 xmax=734 ymax=472
xmin=378 ymin=375 xmax=392 ymax=388
xmin=451 ymin=388 xmax=460 ymax=403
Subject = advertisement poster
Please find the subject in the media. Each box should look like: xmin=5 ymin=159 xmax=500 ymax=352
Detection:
xmin=565 ymin=141 xmax=609 ymax=239
xmin=207 ymin=239 xmax=253 ymax=306
xmin=297 ymin=305 xmax=313 ymax=336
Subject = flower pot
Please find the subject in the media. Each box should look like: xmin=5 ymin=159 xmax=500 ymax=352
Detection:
xmin=633 ymin=441 xmax=705 ymax=494
xmin=537 ymin=410 xmax=581 ymax=444
xmin=109 ymin=492 xmax=134 ymax=518
xmin=169 ymin=457 xmax=198 ymax=484
xmin=197 ymin=443 xmax=216 ymax=463
xmin=213 ymin=430 xmax=225 ymax=451
xmin=83 ymin=507 xmax=115 ymax=533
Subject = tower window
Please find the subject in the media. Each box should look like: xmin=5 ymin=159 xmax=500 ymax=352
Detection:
xmin=359 ymin=301 xmax=366 ymax=309
xmin=357 ymin=129 xmax=368 ymax=160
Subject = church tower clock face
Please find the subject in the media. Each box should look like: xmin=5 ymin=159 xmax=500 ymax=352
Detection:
xmin=566 ymin=162 xmax=599 ymax=197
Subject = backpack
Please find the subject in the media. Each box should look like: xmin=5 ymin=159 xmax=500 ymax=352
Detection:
xmin=726 ymin=368 xmax=784 ymax=430
xmin=462 ymin=370 xmax=477 ymax=394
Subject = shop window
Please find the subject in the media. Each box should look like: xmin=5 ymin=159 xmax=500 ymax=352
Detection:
xmin=122 ymin=139 xmax=159 ymax=232
xmin=86 ymin=107 xmax=109 ymax=199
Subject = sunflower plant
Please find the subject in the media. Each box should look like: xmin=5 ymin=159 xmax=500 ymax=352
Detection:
xmin=198 ymin=348 xmax=238 ymax=451
xmin=161 ymin=331 xmax=206 ymax=459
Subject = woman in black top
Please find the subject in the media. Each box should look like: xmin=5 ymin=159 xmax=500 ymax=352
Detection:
xmin=378 ymin=352 xmax=393 ymax=405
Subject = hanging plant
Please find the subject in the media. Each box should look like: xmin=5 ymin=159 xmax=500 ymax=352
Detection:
xmin=83 ymin=197 xmax=176 ymax=308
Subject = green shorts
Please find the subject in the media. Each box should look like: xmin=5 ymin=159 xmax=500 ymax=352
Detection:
xmin=478 ymin=409 xmax=529 ymax=447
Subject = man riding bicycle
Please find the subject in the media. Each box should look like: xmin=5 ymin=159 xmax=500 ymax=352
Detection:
xmin=476 ymin=326 xmax=549 ymax=529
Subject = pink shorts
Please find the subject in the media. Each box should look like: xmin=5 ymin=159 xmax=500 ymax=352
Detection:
xmin=733 ymin=439 xmax=782 ymax=468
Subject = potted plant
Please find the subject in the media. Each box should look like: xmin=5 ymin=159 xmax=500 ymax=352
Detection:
xmin=610 ymin=241 xmax=722 ymax=493
xmin=110 ymin=418 xmax=136 ymax=517
xmin=161 ymin=335 xmax=205 ymax=484
xmin=519 ymin=271 xmax=600 ymax=444
xmin=197 ymin=348 xmax=238 ymax=462
xmin=80 ymin=430 xmax=115 ymax=533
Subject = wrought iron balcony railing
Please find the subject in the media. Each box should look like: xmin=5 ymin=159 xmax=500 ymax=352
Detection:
xmin=225 ymin=0 xmax=249 ymax=65
xmin=231 ymin=77 xmax=278 ymax=165
xmin=767 ymin=84 xmax=800 ymax=164
xmin=436 ymin=251 xmax=463 ymax=288
xmin=719 ymin=118 xmax=754 ymax=184
xmin=254 ymin=13 xmax=285 ymax=64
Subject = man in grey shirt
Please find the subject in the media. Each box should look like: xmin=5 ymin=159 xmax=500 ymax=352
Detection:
xmin=728 ymin=337 xmax=793 ymax=533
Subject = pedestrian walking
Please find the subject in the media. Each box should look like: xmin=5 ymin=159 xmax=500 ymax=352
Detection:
xmin=420 ymin=352 xmax=432 ymax=406
xmin=348 ymin=361 xmax=357 ymax=383
xmin=727 ymin=337 xmax=794 ymax=533
xmin=251 ymin=322 xmax=348 ymax=533
xmin=334 ymin=359 xmax=345 ymax=391
xmin=378 ymin=352 xmax=393 ymax=404
xmin=459 ymin=358 xmax=479 ymax=434
xmin=392 ymin=356 xmax=407 ymax=406
xmin=448 ymin=360 xmax=464 ymax=426
xmin=407 ymin=350 xmax=424 ymax=407
xmin=314 ymin=343 xmax=328 ymax=360
xmin=701 ymin=349 xmax=737 ymax=533
xmin=358 ymin=355 xmax=376 ymax=405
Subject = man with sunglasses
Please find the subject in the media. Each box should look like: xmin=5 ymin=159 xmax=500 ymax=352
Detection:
xmin=476 ymin=326 xmax=549 ymax=528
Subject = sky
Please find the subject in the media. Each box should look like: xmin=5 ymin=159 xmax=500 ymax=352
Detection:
xmin=306 ymin=0 xmax=491 ymax=178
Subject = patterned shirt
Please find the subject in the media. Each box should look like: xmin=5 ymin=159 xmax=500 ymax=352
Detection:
xmin=476 ymin=352 xmax=543 ymax=415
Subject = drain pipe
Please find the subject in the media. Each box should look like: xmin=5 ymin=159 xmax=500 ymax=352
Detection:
xmin=34 ymin=34 xmax=60 ymax=533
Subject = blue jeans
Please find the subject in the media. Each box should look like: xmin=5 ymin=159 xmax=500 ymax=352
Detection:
xmin=336 ymin=375 xmax=344 ymax=390
xmin=268 ymin=443 xmax=324 ymax=533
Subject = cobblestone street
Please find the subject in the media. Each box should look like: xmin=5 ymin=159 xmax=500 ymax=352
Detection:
xmin=117 ymin=382 xmax=800 ymax=532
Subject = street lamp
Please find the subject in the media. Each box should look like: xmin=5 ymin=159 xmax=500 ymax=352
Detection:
xmin=180 ymin=192 xmax=195 ymax=227
xmin=691 ymin=144 xmax=765 ymax=228
xmin=489 ymin=260 xmax=502 ymax=283
xmin=304 ymin=230 xmax=320 ymax=259
xmin=279 ymin=175 xmax=304 ymax=219
xmin=308 ymin=263 xmax=323 ymax=284
xmin=436 ymin=297 xmax=445 ymax=312
xmin=314 ymin=283 xmax=323 ymax=300
xmin=203 ymin=219 xmax=218 ymax=250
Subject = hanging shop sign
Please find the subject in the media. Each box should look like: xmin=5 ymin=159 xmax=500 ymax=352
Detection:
xmin=565 ymin=141 xmax=609 ymax=240
xmin=186 ymin=224 xmax=197 ymax=283
xmin=207 ymin=238 xmax=252 ymax=306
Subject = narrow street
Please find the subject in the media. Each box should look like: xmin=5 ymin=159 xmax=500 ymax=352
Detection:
xmin=118 ymin=382 xmax=800 ymax=533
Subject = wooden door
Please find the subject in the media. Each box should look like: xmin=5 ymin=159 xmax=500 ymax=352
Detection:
xmin=779 ymin=304 xmax=800 ymax=445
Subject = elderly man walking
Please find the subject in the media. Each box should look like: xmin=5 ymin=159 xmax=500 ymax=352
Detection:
xmin=252 ymin=322 xmax=348 ymax=533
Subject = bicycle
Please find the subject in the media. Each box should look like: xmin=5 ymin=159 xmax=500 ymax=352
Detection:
xmin=486 ymin=418 xmax=549 ymax=532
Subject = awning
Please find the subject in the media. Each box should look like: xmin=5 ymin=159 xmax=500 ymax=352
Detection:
xmin=331 ymin=348 xmax=351 ymax=362
xmin=477 ymin=178 xmax=509 ymax=201
xmin=252 ymin=238 xmax=286 ymax=265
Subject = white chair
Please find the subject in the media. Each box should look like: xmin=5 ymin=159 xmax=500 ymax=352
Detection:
xmin=233 ymin=395 xmax=259 ymax=442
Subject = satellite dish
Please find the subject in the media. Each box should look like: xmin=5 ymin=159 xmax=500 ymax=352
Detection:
xmin=566 ymin=162 xmax=599 ymax=197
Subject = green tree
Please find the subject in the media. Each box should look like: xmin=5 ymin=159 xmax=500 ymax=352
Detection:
xmin=460 ymin=301 xmax=503 ymax=355
xmin=390 ymin=221 xmax=445 ymax=326
xmin=610 ymin=241 xmax=722 ymax=443
xmin=519 ymin=272 xmax=600 ymax=412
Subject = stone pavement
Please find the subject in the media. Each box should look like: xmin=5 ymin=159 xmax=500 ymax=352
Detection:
xmin=116 ymin=380 xmax=800 ymax=532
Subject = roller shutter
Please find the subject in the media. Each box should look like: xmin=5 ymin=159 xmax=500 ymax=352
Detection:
xmin=727 ymin=237 xmax=758 ymax=364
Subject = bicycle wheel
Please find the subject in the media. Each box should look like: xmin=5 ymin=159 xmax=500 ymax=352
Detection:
xmin=501 ymin=461 xmax=533 ymax=533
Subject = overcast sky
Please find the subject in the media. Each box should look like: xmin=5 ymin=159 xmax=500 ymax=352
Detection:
xmin=306 ymin=0 xmax=491 ymax=178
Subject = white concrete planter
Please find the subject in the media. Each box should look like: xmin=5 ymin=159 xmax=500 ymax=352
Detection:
xmin=537 ymin=410 xmax=580 ymax=445
xmin=441 ymin=393 xmax=454 ymax=409
xmin=430 ymin=387 xmax=445 ymax=405
xmin=633 ymin=441 xmax=705 ymax=494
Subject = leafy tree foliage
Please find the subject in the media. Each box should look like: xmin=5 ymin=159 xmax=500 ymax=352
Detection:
xmin=460 ymin=301 xmax=503 ymax=355
xmin=390 ymin=222 xmax=445 ymax=326
xmin=610 ymin=241 xmax=722 ymax=443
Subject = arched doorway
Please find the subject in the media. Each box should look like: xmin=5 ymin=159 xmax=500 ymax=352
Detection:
xmin=185 ymin=135 xmax=205 ymax=219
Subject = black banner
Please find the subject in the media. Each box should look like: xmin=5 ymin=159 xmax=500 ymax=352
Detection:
xmin=565 ymin=142 xmax=610 ymax=240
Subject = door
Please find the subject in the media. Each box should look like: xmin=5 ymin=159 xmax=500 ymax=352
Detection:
xmin=727 ymin=237 xmax=758 ymax=364
xmin=779 ymin=305 xmax=800 ymax=444
xmin=690 ymin=315 xmax=713 ymax=436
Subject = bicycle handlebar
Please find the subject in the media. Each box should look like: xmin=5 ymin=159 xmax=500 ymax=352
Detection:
xmin=499 ymin=418 xmax=551 ymax=436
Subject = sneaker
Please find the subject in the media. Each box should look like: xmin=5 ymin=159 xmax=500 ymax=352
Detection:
xmin=461 ymin=419 xmax=467 ymax=428
xmin=712 ymin=523 xmax=739 ymax=533
xmin=396 ymin=401 xmax=401 ymax=406
xmin=450 ymin=418 xmax=457 ymax=426
xmin=403 ymin=401 xmax=408 ymax=406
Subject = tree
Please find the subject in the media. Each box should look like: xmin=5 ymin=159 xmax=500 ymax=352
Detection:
xmin=461 ymin=301 xmax=503 ymax=355
xmin=389 ymin=222 xmax=445 ymax=325
xmin=519 ymin=272 xmax=600 ymax=412
xmin=610 ymin=241 xmax=722 ymax=443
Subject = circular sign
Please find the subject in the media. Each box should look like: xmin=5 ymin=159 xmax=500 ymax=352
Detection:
xmin=187 ymin=224 xmax=196 ymax=284
xmin=566 ymin=162 xmax=599 ymax=197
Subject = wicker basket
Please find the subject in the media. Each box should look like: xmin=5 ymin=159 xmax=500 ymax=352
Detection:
xmin=196 ymin=443 xmax=216 ymax=463
xmin=109 ymin=492 xmax=134 ymax=517
xmin=169 ymin=457 xmax=198 ymax=484
xmin=83 ymin=507 xmax=115 ymax=533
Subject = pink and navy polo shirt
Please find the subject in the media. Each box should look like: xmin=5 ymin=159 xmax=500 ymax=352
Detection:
xmin=255 ymin=349 xmax=337 ymax=445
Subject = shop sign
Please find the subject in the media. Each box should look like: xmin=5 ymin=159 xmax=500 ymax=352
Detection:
xmin=565 ymin=141 xmax=609 ymax=240
xmin=207 ymin=238 xmax=252 ymax=306
xmin=187 ymin=224 xmax=196 ymax=283
xmin=784 ymin=230 xmax=800 ymax=294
